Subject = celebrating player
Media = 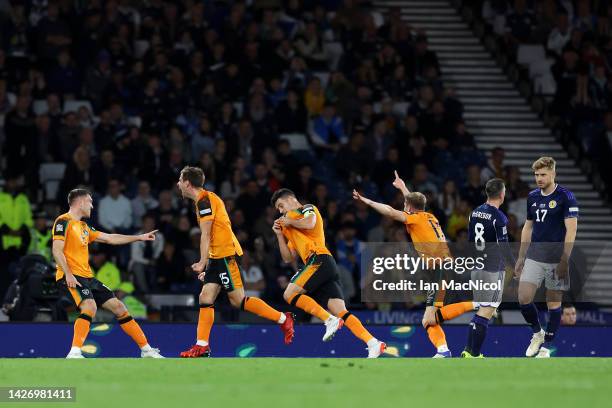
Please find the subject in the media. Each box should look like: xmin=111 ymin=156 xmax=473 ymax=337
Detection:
xmin=462 ymin=178 xmax=515 ymax=358
xmin=271 ymin=188 xmax=387 ymax=358
xmin=515 ymin=157 xmax=578 ymax=358
xmin=353 ymin=171 xmax=475 ymax=358
xmin=52 ymin=189 xmax=163 ymax=359
xmin=177 ymin=167 xmax=295 ymax=358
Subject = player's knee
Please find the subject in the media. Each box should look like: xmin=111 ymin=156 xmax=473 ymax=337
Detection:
xmin=80 ymin=300 xmax=97 ymax=316
xmin=518 ymin=292 xmax=532 ymax=305
xmin=113 ymin=302 xmax=128 ymax=317
xmin=477 ymin=307 xmax=495 ymax=320
xmin=228 ymin=295 xmax=244 ymax=309
xmin=283 ymin=289 xmax=296 ymax=304
xmin=199 ymin=293 xmax=214 ymax=305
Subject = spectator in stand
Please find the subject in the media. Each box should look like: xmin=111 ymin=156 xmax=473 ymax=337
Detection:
xmin=462 ymin=164 xmax=486 ymax=207
xmin=242 ymin=251 xmax=266 ymax=298
xmin=131 ymin=181 xmax=159 ymax=229
xmin=130 ymin=215 xmax=164 ymax=294
xmin=481 ymin=147 xmax=506 ymax=182
xmin=561 ymin=304 xmax=577 ymax=325
xmin=304 ymin=76 xmax=326 ymax=117
xmin=410 ymin=163 xmax=439 ymax=195
xmin=547 ymin=11 xmax=573 ymax=56
xmin=309 ymin=103 xmax=347 ymax=153
xmin=98 ymin=179 xmax=133 ymax=234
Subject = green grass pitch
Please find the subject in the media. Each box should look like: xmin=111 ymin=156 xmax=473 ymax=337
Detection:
xmin=1 ymin=358 xmax=610 ymax=408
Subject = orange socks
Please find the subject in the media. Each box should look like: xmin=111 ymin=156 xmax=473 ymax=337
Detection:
xmin=197 ymin=304 xmax=214 ymax=344
xmin=288 ymin=293 xmax=330 ymax=322
xmin=339 ymin=310 xmax=374 ymax=344
xmin=72 ymin=310 xmax=94 ymax=348
xmin=117 ymin=312 xmax=148 ymax=348
xmin=242 ymin=297 xmax=283 ymax=322
xmin=426 ymin=324 xmax=447 ymax=348
xmin=439 ymin=301 xmax=474 ymax=322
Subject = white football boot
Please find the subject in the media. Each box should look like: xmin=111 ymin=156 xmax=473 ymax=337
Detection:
xmin=526 ymin=329 xmax=546 ymax=357
xmin=322 ymin=316 xmax=343 ymax=342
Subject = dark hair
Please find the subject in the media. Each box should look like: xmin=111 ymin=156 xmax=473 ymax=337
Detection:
xmin=271 ymin=188 xmax=295 ymax=206
xmin=562 ymin=303 xmax=575 ymax=310
xmin=180 ymin=166 xmax=205 ymax=187
xmin=485 ymin=178 xmax=505 ymax=199
xmin=68 ymin=188 xmax=91 ymax=205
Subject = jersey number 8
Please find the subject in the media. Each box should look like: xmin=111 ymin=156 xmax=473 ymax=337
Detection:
xmin=474 ymin=222 xmax=485 ymax=251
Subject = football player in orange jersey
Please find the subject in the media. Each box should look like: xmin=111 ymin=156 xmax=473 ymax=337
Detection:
xmin=272 ymin=188 xmax=387 ymax=358
xmin=52 ymin=188 xmax=163 ymax=358
xmin=176 ymin=167 xmax=294 ymax=357
xmin=353 ymin=171 xmax=475 ymax=358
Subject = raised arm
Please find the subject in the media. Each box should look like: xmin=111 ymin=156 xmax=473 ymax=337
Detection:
xmin=392 ymin=170 xmax=411 ymax=198
xmin=352 ymin=189 xmax=406 ymax=223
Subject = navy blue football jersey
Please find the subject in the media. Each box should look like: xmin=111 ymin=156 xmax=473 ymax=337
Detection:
xmin=526 ymin=185 xmax=579 ymax=262
xmin=468 ymin=203 xmax=513 ymax=271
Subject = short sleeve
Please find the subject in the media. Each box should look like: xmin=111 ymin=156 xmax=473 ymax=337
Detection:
xmin=301 ymin=204 xmax=316 ymax=217
xmin=404 ymin=212 xmax=418 ymax=225
xmin=494 ymin=215 xmax=508 ymax=243
xmin=52 ymin=219 xmax=69 ymax=241
xmin=196 ymin=194 xmax=214 ymax=222
xmin=564 ymin=191 xmax=579 ymax=219
xmin=88 ymin=224 xmax=101 ymax=243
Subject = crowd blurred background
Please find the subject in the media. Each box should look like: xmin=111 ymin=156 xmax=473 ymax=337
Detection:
xmin=0 ymin=0 xmax=577 ymax=319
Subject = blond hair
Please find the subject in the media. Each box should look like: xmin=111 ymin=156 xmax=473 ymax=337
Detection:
xmin=405 ymin=192 xmax=427 ymax=211
xmin=532 ymin=156 xmax=556 ymax=171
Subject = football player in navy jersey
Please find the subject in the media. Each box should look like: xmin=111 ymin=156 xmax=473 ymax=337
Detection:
xmin=463 ymin=178 xmax=515 ymax=358
xmin=515 ymin=157 xmax=579 ymax=358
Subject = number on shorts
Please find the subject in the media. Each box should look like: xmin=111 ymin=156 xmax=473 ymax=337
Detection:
xmin=219 ymin=272 xmax=230 ymax=286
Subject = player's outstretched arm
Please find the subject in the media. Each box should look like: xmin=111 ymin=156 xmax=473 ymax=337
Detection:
xmin=392 ymin=170 xmax=410 ymax=197
xmin=52 ymin=240 xmax=81 ymax=288
xmin=352 ymin=189 xmax=405 ymax=223
xmin=273 ymin=220 xmax=297 ymax=263
xmin=95 ymin=230 xmax=158 ymax=245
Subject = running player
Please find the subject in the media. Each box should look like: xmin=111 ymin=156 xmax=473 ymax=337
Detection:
xmin=271 ymin=188 xmax=387 ymax=358
xmin=177 ymin=167 xmax=295 ymax=358
xmin=53 ymin=189 xmax=163 ymax=359
xmin=462 ymin=178 xmax=515 ymax=358
xmin=515 ymin=157 xmax=578 ymax=358
xmin=353 ymin=171 xmax=475 ymax=358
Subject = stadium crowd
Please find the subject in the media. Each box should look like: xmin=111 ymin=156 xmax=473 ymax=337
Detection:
xmin=0 ymin=0 xmax=531 ymax=313
xmin=481 ymin=0 xmax=612 ymax=189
